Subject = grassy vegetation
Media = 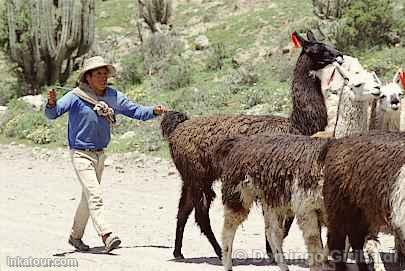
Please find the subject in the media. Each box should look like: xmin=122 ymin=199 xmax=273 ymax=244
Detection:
xmin=0 ymin=0 xmax=404 ymax=157
xmin=95 ymin=0 xmax=136 ymax=33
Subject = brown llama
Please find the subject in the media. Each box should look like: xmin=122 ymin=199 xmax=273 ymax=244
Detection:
xmin=213 ymin=133 xmax=330 ymax=271
xmin=323 ymin=131 xmax=405 ymax=271
xmin=160 ymin=31 xmax=343 ymax=259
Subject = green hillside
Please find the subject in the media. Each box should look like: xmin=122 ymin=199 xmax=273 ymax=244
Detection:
xmin=0 ymin=0 xmax=404 ymax=157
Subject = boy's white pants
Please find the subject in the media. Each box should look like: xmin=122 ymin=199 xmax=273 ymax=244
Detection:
xmin=70 ymin=149 xmax=111 ymax=238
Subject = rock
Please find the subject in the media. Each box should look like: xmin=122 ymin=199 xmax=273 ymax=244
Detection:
xmin=270 ymin=47 xmax=279 ymax=55
xmin=99 ymin=11 xmax=109 ymax=19
xmin=282 ymin=46 xmax=291 ymax=54
xmin=135 ymin=158 xmax=145 ymax=168
xmin=168 ymin=169 xmax=177 ymax=176
xmin=104 ymin=157 xmax=114 ymax=167
xmin=147 ymin=144 xmax=160 ymax=152
xmin=154 ymin=158 xmax=162 ymax=164
xmin=116 ymin=37 xmax=134 ymax=55
xmin=18 ymin=95 xmax=44 ymax=111
xmin=244 ymin=103 xmax=270 ymax=115
xmin=232 ymin=49 xmax=251 ymax=67
xmin=135 ymin=158 xmax=144 ymax=163
xmin=195 ymin=35 xmax=210 ymax=50
xmin=115 ymin=165 xmax=125 ymax=173
xmin=385 ymin=31 xmax=401 ymax=45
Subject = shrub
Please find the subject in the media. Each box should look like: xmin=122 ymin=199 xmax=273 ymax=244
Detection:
xmin=26 ymin=126 xmax=55 ymax=144
xmin=3 ymin=112 xmax=48 ymax=139
xmin=0 ymin=79 xmax=23 ymax=105
xmin=265 ymin=87 xmax=291 ymax=114
xmin=240 ymin=87 xmax=265 ymax=110
xmin=206 ymin=43 xmax=228 ymax=71
xmin=357 ymin=47 xmax=405 ymax=80
xmin=118 ymin=52 xmax=145 ymax=85
xmin=110 ymin=120 xmax=163 ymax=153
xmin=0 ymin=1 xmax=8 ymax=49
xmin=142 ymin=32 xmax=185 ymax=74
xmin=227 ymin=64 xmax=259 ymax=94
xmin=0 ymin=99 xmax=61 ymax=144
xmin=152 ymin=57 xmax=192 ymax=91
xmin=266 ymin=52 xmax=297 ymax=83
xmin=334 ymin=0 xmax=397 ymax=52
xmin=165 ymin=85 xmax=230 ymax=115
xmin=124 ymin=85 xmax=149 ymax=104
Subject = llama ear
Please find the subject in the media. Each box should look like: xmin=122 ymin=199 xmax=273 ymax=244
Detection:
xmin=372 ymin=71 xmax=382 ymax=85
xmin=400 ymin=71 xmax=405 ymax=90
xmin=393 ymin=69 xmax=401 ymax=84
xmin=291 ymin=31 xmax=308 ymax=48
xmin=291 ymin=32 xmax=301 ymax=48
xmin=306 ymin=30 xmax=317 ymax=42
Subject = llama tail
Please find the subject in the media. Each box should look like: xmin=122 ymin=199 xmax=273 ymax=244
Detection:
xmin=160 ymin=111 xmax=189 ymax=139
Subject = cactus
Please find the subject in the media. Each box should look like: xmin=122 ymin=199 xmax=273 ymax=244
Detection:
xmin=137 ymin=0 xmax=173 ymax=41
xmin=312 ymin=0 xmax=352 ymax=19
xmin=6 ymin=0 xmax=95 ymax=95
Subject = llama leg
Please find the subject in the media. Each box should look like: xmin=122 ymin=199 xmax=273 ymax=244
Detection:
xmin=222 ymin=204 xmax=250 ymax=271
xmin=390 ymin=166 xmax=405 ymax=267
xmin=263 ymin=205 xmax=289 ymax=271
xmin=296 ymin=210 xmax=324 ymax=271
xmin=364 ymin=234 xmax=385 ymax=271
xmin=344 ymin=236 xmax=350 ymax=263
xmin=194 ymin=185 xmax=222 ymax=259
xmin=348 ymin=230 xmax=368 ymax=271
xmin=327 ymin=229 xmax=347 ymax=271
xmin=394 ymin=234 xmax=405 ymax=267
xmin=266 ymin=215 xmax=294 ymax=262
xmin=174 ymin=184 xmax=194 ymax=259
xmin=283 ymin=215 xmax=295 ymax=237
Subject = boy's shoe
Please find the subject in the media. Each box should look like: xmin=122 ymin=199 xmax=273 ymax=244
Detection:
xmin=68 ymin=236 xmax=90 ymax=251
xmin=104 ymin=234 xmax=121 ymax=253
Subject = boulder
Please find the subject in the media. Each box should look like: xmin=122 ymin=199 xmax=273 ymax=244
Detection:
xmin=194 ymin=35 xmax=210 ymax=50
xmin=232 ymin=49 xmax=251 ymax=67
xmin=18 ymin=95 xmax=44 ymax=111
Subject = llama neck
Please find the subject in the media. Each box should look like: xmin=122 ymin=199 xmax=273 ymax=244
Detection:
xmin=334 ymin=89 xmax=369 ymax=138
xmin=369 ymin=100 xmax=379 ymax=131
xmin=370 ymin=102 xmax=401 ymax=131
xmin=383 ymin=110 xmax=401 ymax=131
xmin=289 ymin=54 xmax=328 ymax=136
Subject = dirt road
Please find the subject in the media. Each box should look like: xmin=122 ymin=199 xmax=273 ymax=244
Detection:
xmin=0 ymin=144 xmax=397 ymax=271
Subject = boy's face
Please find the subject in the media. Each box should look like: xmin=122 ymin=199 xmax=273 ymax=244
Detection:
xmin=87 ymin=67 xmax=109 ymax=94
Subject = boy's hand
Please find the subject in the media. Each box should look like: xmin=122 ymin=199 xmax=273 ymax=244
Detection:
xmin=47 ymin=89 xmax=56 ymax=108
xmin=153 ymin=105 xmax=169 ymax=116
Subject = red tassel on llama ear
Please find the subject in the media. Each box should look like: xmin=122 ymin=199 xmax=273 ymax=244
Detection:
xmin=400 ymin=71 xmax=405 ymax=89
xmin=291 ymin=32 xmax=301 ymax=48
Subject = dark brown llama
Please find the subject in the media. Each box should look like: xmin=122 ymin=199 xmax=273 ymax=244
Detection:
xmin=160 ymin=31 xmax=343 ymax=259
xmin=323 ymin=131 xmax=405 ymax=271
xmin=213 ymin=133 xmax=330 ymax=271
